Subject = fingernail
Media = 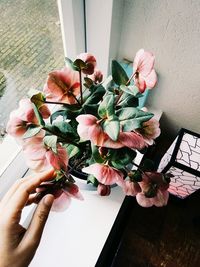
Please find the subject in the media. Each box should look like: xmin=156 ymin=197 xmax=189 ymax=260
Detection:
xmin=43 ymin=194 xmax=54 ymax=207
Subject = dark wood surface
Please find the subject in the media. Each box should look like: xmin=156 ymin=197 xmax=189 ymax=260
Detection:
xmin=96 ymin=138 xmax=200 ymax=267
xmin=111 ymin=191 xmax=200 ymax=267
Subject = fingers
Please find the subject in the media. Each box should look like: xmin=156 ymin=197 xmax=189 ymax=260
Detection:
xmin=21 ymin=194 xmax=54 ymax=249
xmin=5 ymin=169 xmax=56 ymax=220
xmin=1 ymin=169 xmax=55 ymax=208
xmin=26 ymin=193 xmax=39 ymax=206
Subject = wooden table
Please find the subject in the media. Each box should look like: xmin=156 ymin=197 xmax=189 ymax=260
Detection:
xmin=102 ymin=155 xmax=200 ymax=267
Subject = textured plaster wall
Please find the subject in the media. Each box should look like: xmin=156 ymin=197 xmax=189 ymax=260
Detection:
xmin=117 ymin=0 xmax=200 ymax=137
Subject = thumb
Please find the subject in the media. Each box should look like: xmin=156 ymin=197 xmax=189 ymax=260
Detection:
xmin=22 ymin=194 xmax=54 ymax=249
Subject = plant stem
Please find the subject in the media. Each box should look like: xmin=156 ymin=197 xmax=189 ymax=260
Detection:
xmin=45 ymin=100 xmax=67 ymax=105
xmin=126 ymin=72 xmax=135 ymax=85
xmin=115 ymin=72 xmax=135 ymax=105
xmin=131 ymin=161 xmax=152 ymax=180
xmin=70 ymin=93 xmax=82 ymax=106
xmin=79 ymin=71 xmax=83 ymax=104
xmin=45 ymin=97 xmax=81 ymax=107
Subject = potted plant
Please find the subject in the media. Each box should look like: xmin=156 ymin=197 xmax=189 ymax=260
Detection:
xmin=6 ymin=49 xmax=172 ymax=211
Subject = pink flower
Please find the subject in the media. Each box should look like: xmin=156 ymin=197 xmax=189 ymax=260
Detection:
xmin=6 ymin=116 xmax=27 ymax=138
xmin=97 ymin=184 xmax=111 ymax=196
xmin=52 ymin=183 xmax=83 ymax=212
xmin=136 ymin=172 xmax=169 ymax=207
xmin=82 ymin=163 xmax=124 ymax=186
xmin=123 ymin=180 xmax=141 ymax=196
xmin=136 ymin=190 xmax=169 ymax=208
xmin=23 ymin=137 xmax=68 ymax=172
xmin=133 ymin=49 xmax=157 ymax=93
xmin=88 ymin=69 xmax=103 ymax=84
xmin=77 ymin=53 xmax=97 ymax=75
xmin=76 ymin=114 xmax=145 ymax=150
xmin=136 ymin=118 xmax=161 ymax=146
xmin=6 ymin=99 xmax=50 ymax=138
xmin=43 ymin=67 xmax=80 ymax=104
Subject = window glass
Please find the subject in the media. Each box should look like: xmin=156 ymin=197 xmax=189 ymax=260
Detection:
xmin=0 ymin=0 xmax=64 ymax=142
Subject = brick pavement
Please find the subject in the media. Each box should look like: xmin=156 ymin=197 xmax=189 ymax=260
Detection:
xmin=0 ymin=0 xmax=64 ymax=139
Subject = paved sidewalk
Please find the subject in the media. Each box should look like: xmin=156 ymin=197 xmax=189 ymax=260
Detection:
xmin=0 ymin=0 xmax=64 ymax=139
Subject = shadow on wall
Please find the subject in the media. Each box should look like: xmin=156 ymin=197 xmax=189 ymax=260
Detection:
xmin=158 ymin=113 xmax=179 ymax=153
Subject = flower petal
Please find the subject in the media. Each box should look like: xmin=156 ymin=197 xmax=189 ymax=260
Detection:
xmin=134 ymin=75 xmax=147 ymax=93
xmin=82 ymin=163 xmax=124 ymax=186
xmin=76 ymin=114 xmax=97 ymax=125
xmin=133 ymin=49 xmax=145 ymax=71
xmin=6 ymin=116 xmax=26 ymax=138
xmin=119 ymin=132 xmax=145 ymax=149
xmin=44 ymin=67 xmax=80 ymax=103
xmin=51 ymin=192 xmax=71 ymax=212
xmin=136 ymin=193 xmax=153 ymax=207
xmin=145 ymin=69 xmax=157 ymax=89
xmin=45 ymin=145 xmax=68 ymax=171
xmin=134 ymin=50 xmax=155 ymax=77
xmin=152 ymin=190 xmax=169 ymax=207
xmin=123 ymin=180 xmax=141 ymax=196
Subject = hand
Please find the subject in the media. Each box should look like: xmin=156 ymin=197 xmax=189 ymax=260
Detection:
xmin=0 ymin=169 xmax=55 ymax=267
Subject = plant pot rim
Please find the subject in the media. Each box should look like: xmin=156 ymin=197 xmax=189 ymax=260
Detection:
xmin=68 ymin=164 xmax=88 ymax=181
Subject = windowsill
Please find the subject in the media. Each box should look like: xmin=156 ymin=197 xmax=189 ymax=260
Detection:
xmin=0 ymin=135 xmax=21 ymax=176
xmin=20 ymin=152 xmax=143 ymax=267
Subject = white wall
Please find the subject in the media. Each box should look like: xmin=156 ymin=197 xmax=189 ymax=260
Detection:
xmin=117 ymin=0 xmax=200 ymax=136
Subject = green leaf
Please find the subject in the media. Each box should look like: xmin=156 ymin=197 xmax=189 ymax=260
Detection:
xmin=112 ymin=60 xmax=129 ymax=86
xmin=73 ymin=59 xmax=87 ymax=71
xmin=23 ymin=125 xmax=42 ymax=139
xmin=117 ymin=107 xmax=139 ymax=121
xmin=65 ymin=57 xmax=79 ymax=71
xmin=52 ymin=121 xmax=78 ymax=139
xmin=51 ymin=106 xmax=81 ymax=122
xmin=110 ymin=147 xmax=137 ymax=169
xmin=103 ymin=118 xmax=120 ymax=141
xmin=64 ymin=144 xmax=80 ymax=159
xmin=83 ymin=104 xmax=98 ymax=115
xmin=84 ymin=85 xmax=105 ymax=105
xmin=117 ymin=107 xmax=154 ymax=131
xmin=43 ymin=135 xmax=58 ymax=153
xmin=128 ymin=170 xmax=142 ymax=182
xmin=28 ymin=89 xmax=45 ymax=109
xmin=118 ymin=92 xmax=139 ymax=108
xmin=98 ymin=93 xmax=115 ymax=118
xmin=87 ymin=174 xmax=99 ymax=187
xmin=91 ymin=145 xmax=104 ymax=163
xmin=32 ymin=103 xmax=45 ymax=126
xmin=120 ymin=119 xmax=142 ymax=131
xmin=120 ymin=85 xmax=142 ymax=97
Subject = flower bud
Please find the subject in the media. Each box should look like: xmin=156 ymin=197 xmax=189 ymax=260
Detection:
xmin=97 ymin=184 xmax=111 ymax=196
xmin=64 ymin=182 xmax=79 ymax=195
xmin=77 ymin=53 xmax=97 ymax=75
xmin=89 ymin=69 xmax=103 ymax=84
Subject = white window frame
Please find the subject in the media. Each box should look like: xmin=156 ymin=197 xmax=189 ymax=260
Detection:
xmin=0 ymin=0 xmax=123 ymax=197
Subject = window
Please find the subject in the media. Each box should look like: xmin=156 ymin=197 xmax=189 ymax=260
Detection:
xmin=0 ymin=0 xmax=65 ymax=192
xmin=0 ymin=0 xmax=120 ymax=196
xmin=0 ymin=0 xmax=87 ymax=195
